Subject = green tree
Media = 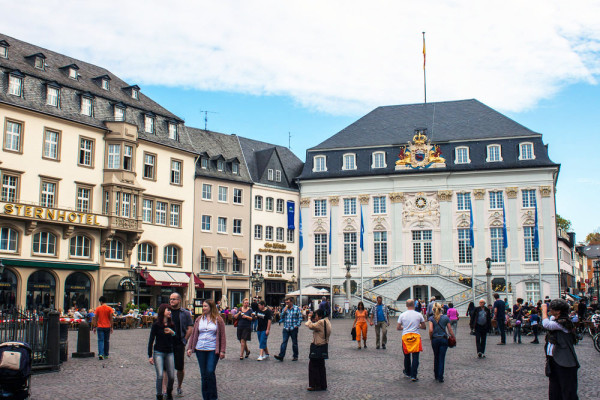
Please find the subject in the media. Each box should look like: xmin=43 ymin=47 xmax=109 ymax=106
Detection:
xmin=556 ymin=214 xmax=571 ymax=231
xmin=586 ymin=231 xmax=600 ymax=244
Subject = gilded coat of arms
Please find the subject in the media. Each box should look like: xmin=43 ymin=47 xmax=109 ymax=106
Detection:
xmin=395 ymin=130 xmax=446 ymax=170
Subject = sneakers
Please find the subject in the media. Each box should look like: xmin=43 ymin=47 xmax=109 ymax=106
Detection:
xmin=292 ymin=357 xmax=298 ymax=361
xmin=477 ymin=352 xmax=482 ymax=358
xmin=98 ymin=355 xmax=104 ymax=360
xmin=382 ymin=345 xmax=386 ymax=349
xmin=402 ymin=370 xmax=410 ymax=378
xmin=274 ymin=355 xmax=283 ymax=361
xmin=176 ymin=388 xmax=183 ymax=397
xmin=263 ymin=354 xmax=269 ymax=360
xmin=411 ymin=377 xmax=419 ymax=382
xmin=257 ymin=356 xmax=264 ymax=361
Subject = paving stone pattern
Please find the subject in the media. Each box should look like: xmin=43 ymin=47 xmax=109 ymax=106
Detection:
xmin=31 ymin=319 xmax=599 ymax=400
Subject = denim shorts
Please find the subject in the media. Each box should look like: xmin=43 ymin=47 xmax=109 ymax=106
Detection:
xmin=257 ymin=330 xmax=268 ymax=349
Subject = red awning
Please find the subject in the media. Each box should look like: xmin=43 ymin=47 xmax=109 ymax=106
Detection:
xmin=193 ymin=274 xmax=205 ymax=289
xmin=144 ymin=271 xmax=189 ymax=287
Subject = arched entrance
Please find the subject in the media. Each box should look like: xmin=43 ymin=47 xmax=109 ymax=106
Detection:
xmin=397 ymin=285 xmax=446 ymax=302
xmin=0 ymin=268 xmax=18 ymax=308
xmin=26 ymin=270 xmax=56 ymax=311
xmin=64 ymin=272 xmax=91 ymax=311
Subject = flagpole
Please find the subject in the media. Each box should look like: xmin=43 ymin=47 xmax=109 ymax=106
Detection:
xmin=502 ymin=199 xmax=509 ymax=302
xmin=534 ymin=201 xmax=543 ymax=302
xmin=298 ymin=207 xmax=302 ymax=304
xmin=360 ymin=205 xmax=364 ymax=301
xmin=470 ymin=198 xmax=475 ymax=305
xmin=329 ymin=205 xmax=333 ymax=318
xmin=422 ymin=32 xmax=427 ymax=104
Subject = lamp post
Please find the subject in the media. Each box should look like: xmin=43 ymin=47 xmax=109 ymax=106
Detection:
xmin=594 ymin=261 xmax=600 ymax=304
xmin=485 ymin=257 xmax=493 ymax=306
xmin=345 ymin=260 xmax=352 ymax=315
xmin=251 ymin=270 xmax=264 ymax=298
xmin=287 ymin=274 xmax=296 ymax=294
xmin=128 ymin=264 xmax=145 ymax=308
xmin=0 ymin=259 xmax=4 ymax=276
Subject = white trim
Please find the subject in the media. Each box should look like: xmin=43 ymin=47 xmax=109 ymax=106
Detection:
xmin=342 ymin=153 xmax=357 ymax=170
xmin=518 ymin=142 xmax=536 ymax=160
xmin=371 ymin=151 xmax=387 ymax=168
xmin=313 ymin=155 xmax=327 ymax=172
xmin=486 ymin=144 xmax=503 ymax=162
xmin=454 ymin=146 xmax=471 ymax=164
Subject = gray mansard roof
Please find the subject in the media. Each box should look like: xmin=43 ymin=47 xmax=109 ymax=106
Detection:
xmin=299 ymin=99 xmax=559 ymax=180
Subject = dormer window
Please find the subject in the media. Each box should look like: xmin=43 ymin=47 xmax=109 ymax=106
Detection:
xmin=343 ymin=153 xmax=356 ymax=170
xmin=144 ymin=115 xmax=155 ymax=133
xmin=217 ymin=160 xmax=224 ymax=171
xmin=168 ymin=122 xmax=179 ymax=140
xmin=102 ymin=79 xmax=110 ymax=90
xmin=486 ymin=144 xmax=502 ymax=162
xmin=519 ymin=142 xmax=535 ymax=160
xmin=268 ymin=169 xmax=274 ymax=181
xmin=114 ymin=105 xmax=125 ymax=121
xmin=455 ymin=146 xmax=470 ymax=164
xmin=132 ymin=89 xmax=139 ymax=99
xmin=8 ymin=73 xmax=22 ymax=97
xmin=372 ymin=151 xmax=386 ymax=168
xmin=201 ymin=158 xmax=208 ymax=169
xmin=0 ymin=41 xmax=8 ymax=58
xmin=46 ymin=85 xmax=59 ymax=107
xmin=35 ymin=56 xmax=45 ymax=70
xmin=69 ymin=68 xmax=78 ymax=79
xmin=275 ymin=170 xmax=282 ymax=182
xmin=81 ymin=95 xmax=93 ymax=116
xmin=232 ymin=162 xmax=239 ymax=175
xmin=313 ymin=155 xmax=327 ymax=172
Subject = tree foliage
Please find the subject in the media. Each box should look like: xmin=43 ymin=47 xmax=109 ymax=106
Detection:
xmin=586 ymin=232 xmax=600 ymax=244
xmin=556 ymin=214 xmax=571 ymax=231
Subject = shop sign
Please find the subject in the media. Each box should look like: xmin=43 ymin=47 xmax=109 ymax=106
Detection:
xmin=118 ymin=277 xmax=135 ymax=290
xmin=3 ymin=203 xmax=103 ymax=226
xmin=65 ymin=285 xmax=87 ymax=291
xmin=268 ymin=273 xmax=282 ymax=278
xmin=0 ymin=282 xmax=13 ymax=288
xmin=258 ymin=242 xmax=292 ymax=254
xmin=29 ymin=284 xmax=51 ymax=289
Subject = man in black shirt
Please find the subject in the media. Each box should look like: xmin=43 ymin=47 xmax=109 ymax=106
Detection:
xmin=256 ymin=301 xmax=272 ymax=360
xmin=169 ymin=292 xmax=193 ymax=397
xmin=251 ymin=297 xmax=259 ymax=332
xmin=493 ymin=293 xmax=506 ymax=345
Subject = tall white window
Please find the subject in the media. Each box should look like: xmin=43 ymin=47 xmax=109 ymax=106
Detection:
xmin=276 ymin=227 xmax=284 ymax=242
xmin=108 ymin=144 xmax=120 ymax=169
xmin=218 ymin=186 xmax=227 ymax=202
xmin=276 ymin=199 xmax=284 ymax=213
xmin=33 ymin=232 xmax=56 ymax=255
xmin=143 ymin=199 xmax=153 ymax=223
xmin=373 ymin=196 xmax=386 ymax=214
xmin=372 ymin=152 xmax=386 ymax=168
xmin=490 ymin=227 xmax=506 ymax=263
xmin=114 ymin=106 xmax=125 ymax=121
xmin=40 ymin=181 xmax=56 ymax=207
xmin=138 ymin=243 xmax=154 ymax=263
xmin=0 ymin=45 xmax=7 ymax=58
xmin=168 ymin=123 xmax=179 ymax=140
xmin=69 ymin=235 xmax=91 ymax=258
xmin=200 ymin=251 xmax=211 ymax=272
xmin=47 ymin=87 xmax=59 ymax=107
xmin=524 ymin=226 xmax=539 ymax=262
xmin=43 ymin=130 xmax=59 ymax=160
xmin=522 ymin=189 xmax=536 ymax=208
xmin=486 ymin=145 xmax=502 ymax=162
xmin=287 ymin=257 xmax=295 ymax=273
xmin=233 ymin=219 xmax=242 ymax=234
xmin=5 ymin=121 xmax=22 ymax=152
xmin=455 ymin=147 xmax=470 ymax=164
xmin=314 ymin=199 xmax=327 ymax=217
xmin=343 ymin=198 xmax=356 ymax=215
xmin=132 ymin=89 xmax=139 ymax=99
xmin=79 ymin=138 xmax=93 ymax=166
xmin=254 ymin=196 xmax=263 ymax=210
xmin=202 ymin=184 xmax=212 ymax=200
xmin=313 ymin=155 xmax=326 ymax=172
xmin=232 ymin=163 xmax=239 ymax=174
xmin=170 ymin=160 xmax=181 ymax=184
xmin=81 ymin=97 xmax=93 ymax=116
xmin=121 ymin=193 xmax=131 ymax=217
xmin=287 ymin=229 xmax=294 ymax=242
xmin=114 ymin=192 xmax=120 ymax=216
xmin=8 ymin=75 xmax=22 ymax=96
xmin=233 ymin=189 xmax=242 ymax=204
xmin=254 ymin=225 xmax=262 ymax=239
xmin=314 ymin=234 xmax=327 ymax=267
xmin=35 ymin=57 xmax=45 ymax=69
xmin=265 ymin=226 xmax=273 ymax=241
xmin=123 ymin=146 xmax=133 ymax=171
xmin=343 ymin=154 xmax=356 ymax=170
xmin=276 ymin=256 xmax=284 ymax=272
xmin=145 ymin=115 xmax=154 ymax=133
xmin=101 ymin=79 xmax=110 ymax=90
xmin=374 ymin=231 xmax=387 ymax=265
xmin=217 ymin=160 xmax=224 ymax=171
xmin=457 ymin=193 xmax=471 ymax=211
xmin=170 ymin=204 xmax=180 ymax=227
xmin=143 ymin=153 xmax=155 ymax=179
xmin=164 ymin=246 xmax=179 ymax=265
xmin=254 ymin=254 xmax=262 ymax=270
xmin=266 ymin=197 xmax=274 ymax=211
xmin=76 ymin=187 xmax=91 ymax=212
xmin=1 ymin=175 xmax=18 ymax=202
xmin=68 ymin=68 xmax=78 ymax=79
xmin=275 ymin=170 xmax=282 ymax=182
xmin=519 ymin=143 xmax=535 ymax=160
xmin=457 ymin=229 xmax=472 ymax=264
xmin=412 ymin=230 xmax=432 ymax=265
xmin=106 ymin=239 xmax=123 ymax=260
xmin=202 ymin=215 xmax=212 ymax=231
xmin=525 ymin=282 xmax=540 ymax=303
xmin=344 ymin=232 xmax=357 ymax=266
xmin=218 ymin=217 xmax=227 ymax=233
xmin=268 ymin=169 xmax=274 ymax=181
xmin=0 ymin=227 xmax=18 ymax=252
xmin=489 ymin=191 xmax=504 ymax=210
xmin=155 ymin=201 xmax=167 ymax=225
xmin=265 ymin=255 xmax=273 ymax=272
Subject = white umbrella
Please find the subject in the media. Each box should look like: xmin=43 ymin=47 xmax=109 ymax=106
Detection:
xmin=319 ymin=288 xmax=330 ymax=295
xmin=286 ymin=286 xmax=327 ymax=296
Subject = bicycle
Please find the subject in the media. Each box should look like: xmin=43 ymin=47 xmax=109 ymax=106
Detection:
xmin=593 ymin=332 xmax=600 ymax=353
xmin=388 ymin=308 xmax=397 ymax=317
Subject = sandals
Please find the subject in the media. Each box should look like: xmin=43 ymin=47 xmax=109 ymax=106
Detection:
xmin=245 ymin=350 xmax=250 ymax=358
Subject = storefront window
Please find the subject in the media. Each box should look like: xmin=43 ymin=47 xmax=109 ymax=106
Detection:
xmin=230 ymin=291 xmax=244 ymax=308
xmin=26 ymin=270 xmax=56 ymax=311
xmin=64 ymin=272 xmax=91 ymax=311
xmin=0 ymin=268 xmax=18 ymax=309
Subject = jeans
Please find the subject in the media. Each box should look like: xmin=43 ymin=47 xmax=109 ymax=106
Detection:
xmin=532 ymin=325 xmax=539 ymax=342
xmin=153 ymin=351 xmax=174 ymax=396
xmin=431 ymin=337 xmax=449 ymax=380
xmin=403 ymin=352 xmax=420 ymax=379
xmin=497 ymin=319 xmax=506 ymax=343
xmin=252 ymin=318 xmax=258 ymax=331
xmin=257 ymin=330 xmax=268 ymax=350
xmin=374 ymin=321 xmax=388 ymax=347
xmin=450 ymin=320 xmax=458 ymax=336
xmin=97 ymin=327 xmax=111 ymax=357
xmin=196 ymin=350 xmax=219 ymax=400
xmin=475 ymin=325 xmax=488 ymax=354
xmin=513 ymin=324 xmax=522 ymax=343
xmin=279 ymin=327 xmax=298 ymax=359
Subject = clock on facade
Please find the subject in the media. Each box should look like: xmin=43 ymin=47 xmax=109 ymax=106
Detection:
xmin=415 ymin=196 xmax=427 ymax=209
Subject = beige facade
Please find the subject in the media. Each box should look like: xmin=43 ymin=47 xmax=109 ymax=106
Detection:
xmin=250 ymin=185 xmax=299 ymax=305
xmin=193 ymin=176 xmax=252 ymax=307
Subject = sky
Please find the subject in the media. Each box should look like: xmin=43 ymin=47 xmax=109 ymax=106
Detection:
xmin=2 ymin=0 xmax=600 ymax=241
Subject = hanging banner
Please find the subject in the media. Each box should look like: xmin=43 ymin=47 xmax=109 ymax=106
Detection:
xmin=287 ymin=201 xmax=295 ymax=230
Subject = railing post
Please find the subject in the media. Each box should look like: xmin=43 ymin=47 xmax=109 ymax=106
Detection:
xmin=46 ymin=310 xmax=61 ymax=370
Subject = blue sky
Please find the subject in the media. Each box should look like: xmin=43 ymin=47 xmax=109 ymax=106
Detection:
xmin=3 ymin=0 xmax=600 ymax=241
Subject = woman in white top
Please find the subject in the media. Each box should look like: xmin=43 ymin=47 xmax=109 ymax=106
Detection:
xmin=186 ymin=300 xmax=226 ymax=400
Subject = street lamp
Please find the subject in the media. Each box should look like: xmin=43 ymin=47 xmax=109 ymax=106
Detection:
xmin=0 ymin=260 xmax=4 ymax=276
xmin=485 ymin=257 xmax=493 ymax=306
xmin=345 ymin=260 xmax=352 ymax=315
xmin=287 ymin=274 xmax=296 ymax=294
xmin=129 ymin=264 xmax=145 ymax=308
xmin=251 ymin=270 xmax=264 ymax=297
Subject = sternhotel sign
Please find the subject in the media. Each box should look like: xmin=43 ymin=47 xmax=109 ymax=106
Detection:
xmin=3 ymin=203 xmax=103 ymax=226
xmin=258 ymin=242 xmax=292 ymax=254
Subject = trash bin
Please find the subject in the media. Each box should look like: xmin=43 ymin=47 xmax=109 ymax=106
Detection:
xmin=59 ymin=323 xmax=69 ymax=363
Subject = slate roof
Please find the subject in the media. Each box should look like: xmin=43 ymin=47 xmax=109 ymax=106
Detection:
xmin=310 ymin=99 xmax=540 ymax=150
xmin=583 ymin=244 xmax=600 ymax=259
xmin=186 ymin=127 xmax=253 ymax=184
xmin=237 ymin=136 xmax=304 ymax=190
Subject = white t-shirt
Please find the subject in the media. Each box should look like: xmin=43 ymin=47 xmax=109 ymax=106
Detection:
xmin=397 ymin=310 xmax=424 ymax=336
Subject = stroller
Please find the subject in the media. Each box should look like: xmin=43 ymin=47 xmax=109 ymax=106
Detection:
xmin=0 ymin=342 xmax=32 ymax=399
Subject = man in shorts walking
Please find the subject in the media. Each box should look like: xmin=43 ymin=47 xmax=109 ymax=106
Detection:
xmin=397 ymin=299 xmax=426 ymax=382
xmin=169 ymin=293 xmax=194 ymax=397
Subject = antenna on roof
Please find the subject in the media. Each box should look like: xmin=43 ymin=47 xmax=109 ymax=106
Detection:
xmin=199 ymin=110 xmax=218 ymax=131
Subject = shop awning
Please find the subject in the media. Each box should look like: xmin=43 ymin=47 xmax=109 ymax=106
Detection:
xmin=218 ymin=249 xmax=230 ymax=259
xmin=202 ymin=247 xmax=215 ymax=258
xmin=233 ymin=250 xmax=246 ymax=260
xmin=0 ymin=258 xmax=99 ymax=271
xmin=144 ymin=271 xmax=190 ymax=287
xmin=193 ymin=274 xmax=205 ymax=289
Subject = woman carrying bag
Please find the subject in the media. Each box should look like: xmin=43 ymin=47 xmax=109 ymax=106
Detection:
xmin=306 ymin=309 xmax=331 ymax=392
xmin=428 ymin=302 xmax=455 ymax=383
xmin=148 ymin=304 xmax=176 ymax=400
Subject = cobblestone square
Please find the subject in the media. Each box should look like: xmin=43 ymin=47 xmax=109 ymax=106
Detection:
xmin=31 ymin=319 xmax=598 ymax=400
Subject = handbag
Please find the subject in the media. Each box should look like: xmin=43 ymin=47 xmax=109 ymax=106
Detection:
xmin=309 ymin=320 xmax=329 ymax=359
xmin=233 ymin=315 xmax=239 ymax=327
xmin=434 ymin=318 xmax=456 ymax=348
xmin=351 ymin=326 xmax=356 ymax=341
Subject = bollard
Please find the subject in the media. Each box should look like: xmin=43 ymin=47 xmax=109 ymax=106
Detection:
xmin=72 ymin=321 xmax=95 ymax=358
xmin=46 ymin=311 xmax=61 ymax=370
xmin=59 ymin=322 xmax=69 ymax=362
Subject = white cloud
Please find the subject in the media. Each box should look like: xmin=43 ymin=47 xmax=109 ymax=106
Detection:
xmin=4 ymin=0 xmax=600 ymax=115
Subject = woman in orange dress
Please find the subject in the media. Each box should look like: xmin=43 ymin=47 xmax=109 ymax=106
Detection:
xmin=353 ymin=302 xmax=369 ymax=349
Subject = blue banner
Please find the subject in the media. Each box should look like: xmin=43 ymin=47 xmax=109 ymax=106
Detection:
xmin=360 ymin=205 xmax=365 ymax=251
xmin=502 ymin=199 xmax=508 ymax=249
xmin=533 ymin=201 xmax=539 ymax=249
xmin=287 ymin=201 xmax=295 ymax=230
xmin=328 ymin=206 xmax=332 ymax=254
xmin=299 ymin=208 xmax=303 ymax=251
xmin=469 ymin=201 xmax=475 ymax=248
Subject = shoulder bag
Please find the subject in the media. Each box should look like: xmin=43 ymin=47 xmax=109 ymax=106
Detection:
xmin=309 ymin=320 xmax=329 ymax=359
xmin=434 ymin=317 xmax=456 ymax=348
